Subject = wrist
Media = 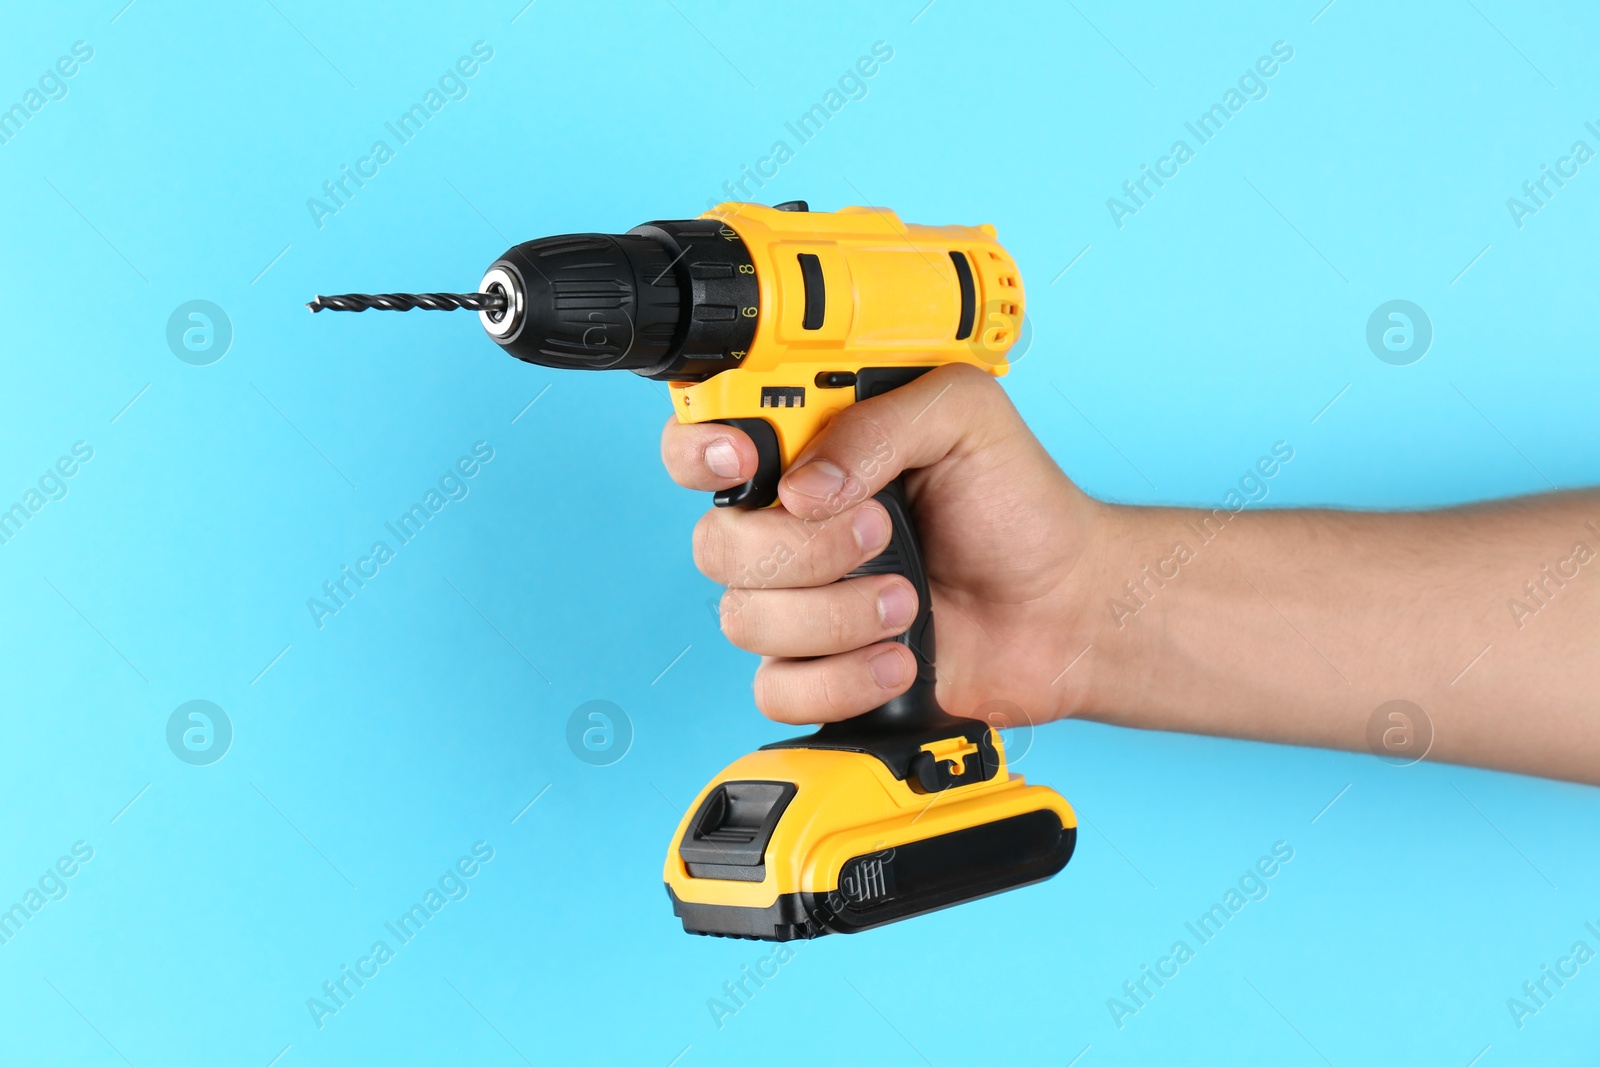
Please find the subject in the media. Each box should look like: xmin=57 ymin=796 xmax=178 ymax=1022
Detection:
xmin=1046 ymin=498 xmax=1140 ymax=721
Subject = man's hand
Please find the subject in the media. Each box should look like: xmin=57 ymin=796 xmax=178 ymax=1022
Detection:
xmin=659 ymin=363 xmax=1105 ymax=727
xmin=661 ymin=362 xmax=1600 ymax=784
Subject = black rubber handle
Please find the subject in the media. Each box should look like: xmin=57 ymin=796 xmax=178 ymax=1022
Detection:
xmin=768 ymin=468 xmax=994 ymax=789
xmin=844 ymin=476 xmax=944 ymax=731
xmin=744 ymin=367 xmax=1000 ymax=787
xmin=708 ymin=420 xmax=941 ymax=723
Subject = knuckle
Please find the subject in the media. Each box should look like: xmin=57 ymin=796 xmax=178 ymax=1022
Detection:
xmin=718 ymin=590 xmax=759 ymax=649
xmin=809 ymin=414 xmax=892 ymax=504
xmin=743 ymin=536 xmax=798 ymax=588
xmin=764 ymin=534 xmax=813 ymax=586
xmin=691 ymin=512 xmax=731 ymax=583
xmin=815 ymin=659 xmax=855 ymax=716
xmin=709 ymin=515 xmax=803 ymax=590
xmin=934 ymin=361 xmax=992 ymax=411
xmin=942 ymin=360 xmax=989 ymax=388
xmin=661 ymin=423 xmax=700 ymax=479
xmin=843 ymin=417 xmax=894 ymax=493
xmin=752 ymin=664 xmax=792 ymax=721
xmin=793 ymin=524 xmax=844 ymax=585
xmin=945 ymin=361 xmax=1008 ymax=419
xmin=852 ymin=412 xmax=895 ymax=455
xmin=819 ymin=590 xmax=860 ymax=649
xmin=751 ymin=668 xmax=775 ymax=716
xmin=792 ymin=511 xmax=840 ymax=566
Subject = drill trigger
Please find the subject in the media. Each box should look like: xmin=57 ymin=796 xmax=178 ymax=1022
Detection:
xmin=711 ymin=417 xmax=781 ymax=509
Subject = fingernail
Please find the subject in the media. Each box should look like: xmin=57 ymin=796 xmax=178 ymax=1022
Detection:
xmin=868 ymin=647 xmax=911 ymax=689
xmin=851 ymin=505 xmax=890 ymax=551
xmin=877 ymin=583 xmax=916 ymax=630
xmin=704 ymin=438 xmax=741 ymax=479
xmin=785 ymin=459 xmax=846 ymax=499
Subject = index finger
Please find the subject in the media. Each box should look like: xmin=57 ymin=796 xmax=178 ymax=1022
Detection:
xmin=660 ymin=415 xmax=760 ymax=493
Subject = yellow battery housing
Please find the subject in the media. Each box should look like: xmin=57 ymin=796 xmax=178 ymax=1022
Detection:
xmin=664 ymin=732 xmax=1076 ymax=940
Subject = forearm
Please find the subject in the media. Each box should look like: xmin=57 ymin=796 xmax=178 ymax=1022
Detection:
xmin=1074 ymin=491 xmax=1600 ymax=783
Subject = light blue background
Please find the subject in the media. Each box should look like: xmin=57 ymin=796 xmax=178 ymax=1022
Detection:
xmin=2 ymin=1 xmax=1597 ymax=1063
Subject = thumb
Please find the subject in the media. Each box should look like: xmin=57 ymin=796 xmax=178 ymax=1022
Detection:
xmin=777 ymin=362 xmax=1014 ymax=521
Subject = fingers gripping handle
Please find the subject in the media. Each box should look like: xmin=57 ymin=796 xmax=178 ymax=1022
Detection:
xmin=707 ymin=366 xmax=953 ymax=735
xmin=846 ymin=476 xmax=942 ymax=729
xmin=705 ymin=421 xmax=940 ymax=725
xmin=705 ymin=420 xmax=941 ymax=727
xmin=737 ymin=367 xmax=1000 ymax=788
xmin=759 ymin=469 xmax=996 ymax=790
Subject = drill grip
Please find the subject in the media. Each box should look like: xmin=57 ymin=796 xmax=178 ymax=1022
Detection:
xmin=759 ymin=368 xmax=999 ymax=788
xmin=845 ymin=476 xmax=943 ymax=729
xmin=767 ymin=470 xmax=995 ymax=790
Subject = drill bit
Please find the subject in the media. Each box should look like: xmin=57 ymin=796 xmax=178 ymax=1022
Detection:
xmin=306 ymin=292 xmax=507 ymax=314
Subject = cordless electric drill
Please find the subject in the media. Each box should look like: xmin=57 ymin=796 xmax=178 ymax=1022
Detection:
xmin=311 ymin=200 xmax=1077 ymax=940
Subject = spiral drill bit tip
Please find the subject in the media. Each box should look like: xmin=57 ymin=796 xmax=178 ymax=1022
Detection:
xmin=306 ymin=292 xmax=508 ymax=314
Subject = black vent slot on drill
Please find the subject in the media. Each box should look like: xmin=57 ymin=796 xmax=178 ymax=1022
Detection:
xmin=950 ymin=250 xmax=976 ymax=341
xmin=760 ymin=387 xmax=805 ymax=408
xmin=797 ymin=253 xmax=826 ymax=330
xmin=680 ymin=781 xmax=797 ymax=881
